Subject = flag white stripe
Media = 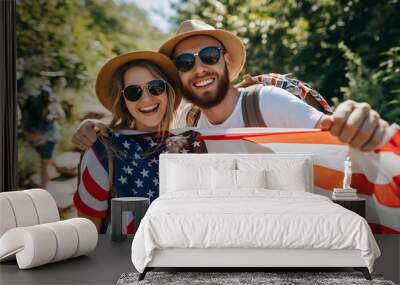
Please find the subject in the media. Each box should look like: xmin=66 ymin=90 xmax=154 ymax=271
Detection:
xmin=204 ymin=140 xmax=400 ymax=185
xmin=78 ymin=183 xmax=108 ymax=212
xmin=80 ymin=148 xmax=110 ymax=191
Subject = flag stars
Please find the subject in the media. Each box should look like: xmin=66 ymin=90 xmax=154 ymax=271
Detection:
xmin=131 ymin=188 xmax=138 ymax=195
xmin=147 ymin=157 xmax=158 ymax=166
xmin=118 ymin=175 xmax=127 ymax=185
xmin=149 ymin=141 xmax=158 ymax=148
xmin=122 ymin=140 xmax=130 ymax=149
xmin=135 ymin=178 xmax=144 ymax=188
xmin=147 ymin=189 xmax=155 ymax=199
xmin=134 ymin=152 xmax=141 ymax=159
xmin=131 ymin=160 xmax=138 ymax=166
xmin=122 ymin=165 xmax=133 ymax=175
xmin=140 ymin=168 xmax=149 ymax=178
xmin=153 ymin=177 xmax=159 ymax=186
xmin=192 ymin=141 xmax=201 ymax=148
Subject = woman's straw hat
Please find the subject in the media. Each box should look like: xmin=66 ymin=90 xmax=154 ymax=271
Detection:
xmin=96 ymin=51 xmax=181 ymax=111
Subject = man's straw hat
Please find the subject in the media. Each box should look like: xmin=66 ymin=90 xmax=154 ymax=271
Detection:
xmin=96 ymin=51 xmax=181 ymax=111
xmin=159 ymin=19 xmax=246 ymax=81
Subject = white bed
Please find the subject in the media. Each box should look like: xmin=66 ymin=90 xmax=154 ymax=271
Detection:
xmin=131 ymin=153 xmax=380 ymax=280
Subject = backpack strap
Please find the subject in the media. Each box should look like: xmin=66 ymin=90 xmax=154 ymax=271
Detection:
xmin=186 ymin=105 xmax=201 ymax=127
xmin=241 ymin=84 xmax=267 ymax=128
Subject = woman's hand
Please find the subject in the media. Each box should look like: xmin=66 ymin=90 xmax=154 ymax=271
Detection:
xmin=71 ymin=119 xmax=109 ymax=150
xmin=318 ymin=100 xmax=389 ymax=151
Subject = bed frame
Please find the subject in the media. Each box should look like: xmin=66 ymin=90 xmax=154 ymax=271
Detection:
xmin=138 ymin=153 xmax=371 ymax=281
xmin=139 ymin=248 xmax=371 ymax=280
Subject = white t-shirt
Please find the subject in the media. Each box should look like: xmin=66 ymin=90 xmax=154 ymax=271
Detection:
xmin=175 ymin=86 xmax=323 ymax=129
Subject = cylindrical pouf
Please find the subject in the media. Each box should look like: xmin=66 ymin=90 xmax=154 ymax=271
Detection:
xmin=42 ymin=221 xmax=79 ymax=262
xmin=64 ymin=218 xmax=98 ymax=257
xmin=0 ymin=226 xmax=57 ymax=269
xmin=24 ymin=189 xmax=60 ymax=223
xmin=0 ymin=191 xmax=39 ymax=227
xmin=0 ymin=196 xmax=17 ymax=237
xmin=0 ymin=218 xmax=98 ymax=269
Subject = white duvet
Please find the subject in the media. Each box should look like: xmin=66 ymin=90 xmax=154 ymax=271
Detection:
xmin=131 ymin=190 xmax=380 ymax=273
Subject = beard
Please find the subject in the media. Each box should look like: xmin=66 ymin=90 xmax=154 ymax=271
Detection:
xmin=182 ymin=66 xmax=230 ymax=109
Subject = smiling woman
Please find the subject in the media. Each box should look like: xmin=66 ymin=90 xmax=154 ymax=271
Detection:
xmin=73 ymin=50 xmax=182 ymax=233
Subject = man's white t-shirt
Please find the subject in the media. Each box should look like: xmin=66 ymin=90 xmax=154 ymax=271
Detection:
xmin=175 ymin=86 xmax=324 ymax=129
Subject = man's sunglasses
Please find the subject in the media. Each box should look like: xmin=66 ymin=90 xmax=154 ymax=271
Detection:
xmin=174 ymin=46 xmax=223 ymax=72
xmin=122 ymin=79 xmax=166 ymax=102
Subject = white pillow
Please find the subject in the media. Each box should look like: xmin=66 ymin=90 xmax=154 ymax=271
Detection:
xmin=236 ymin=169 xmax=267 ymax=189
xmin=211 ymin=168 xmax=237 ymax=190
xmin=168 ymin=162 xmax=210 ymax=191
xmin=266 ymin=164 xmax=307 ymax=191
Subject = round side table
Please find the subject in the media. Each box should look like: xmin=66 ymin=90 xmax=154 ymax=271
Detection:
xmin=111 ymin=197 xmax=150 ymax=242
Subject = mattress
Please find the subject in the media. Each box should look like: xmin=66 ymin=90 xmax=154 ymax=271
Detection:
xmin=131 ymin=190 xmax=380 ymax=273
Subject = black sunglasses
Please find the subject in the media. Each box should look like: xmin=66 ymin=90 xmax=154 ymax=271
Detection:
xmin=174 ymin=46 xmax=223 ymax=72
xmin=122 ymin=79 xmax=166 ymax=102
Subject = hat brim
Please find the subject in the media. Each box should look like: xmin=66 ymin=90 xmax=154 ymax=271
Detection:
xmin=96 ymin=51 xmax=181 ymax=112
xmin=159 ymin=29 xmax=246 ymax=81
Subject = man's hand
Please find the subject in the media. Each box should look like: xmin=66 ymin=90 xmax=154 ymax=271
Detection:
xmin=318 ymin=100 xmax=389 ymax=151
xmin=71 ymin=119 xmax=109 ymax=150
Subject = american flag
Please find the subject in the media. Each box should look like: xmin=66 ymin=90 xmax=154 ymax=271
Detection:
xmin=74 ymin=126 xmax=400 ymax=235
xmin=195 ymin=125 xmax=400 ymax=234
xmin=73 ymin=129 xmax=207 ymax=234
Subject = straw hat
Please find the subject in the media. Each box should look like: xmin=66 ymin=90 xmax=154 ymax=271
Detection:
xmin=159 ymin=19 xmax=246 ymax=81
xmin=96 ymin=51 xmax=182 ymax=111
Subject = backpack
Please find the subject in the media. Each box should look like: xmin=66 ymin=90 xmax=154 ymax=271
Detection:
xmin=186 ymin=73 xmax=333 ymax=127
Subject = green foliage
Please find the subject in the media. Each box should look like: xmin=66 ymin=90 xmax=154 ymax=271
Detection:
xmin=175 ymin=0 xmax=400 ymax=123
xmin=16 ymin=0 xmax=168 ymax=97
xmin=339 ymin=43 xmax=400 ymax=123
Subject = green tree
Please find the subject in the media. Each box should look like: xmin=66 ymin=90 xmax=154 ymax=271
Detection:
xmin=16 ymin=0 xmax=168 ymax=95
xmin=175 ymin=0 xmax=400 ymax=123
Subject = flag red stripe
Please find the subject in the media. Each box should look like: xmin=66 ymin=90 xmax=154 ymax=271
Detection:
xmin=197 ymin=130 xmax=399 ymax=154
xmin=82 ymin=168 xmax=109 ymax=201
xmin=374 ymin=129 xmax=400 ymax=155
xmin=73 ymin=191 xmax=107 ymax=218
xmin=369 ymin=223 xmax=400 ymax=234
xmin=197 ymin=130 xmax=342 ymax=144
xmin=271 ymin=73 xmax=277 ymax=85
xmin=314 ymin=165 xmax=400 ymax=208
xmin=298 ymin=82 xmax=306 ymax=99
xmin=127 ymin=220 xmax=136 ymax=234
